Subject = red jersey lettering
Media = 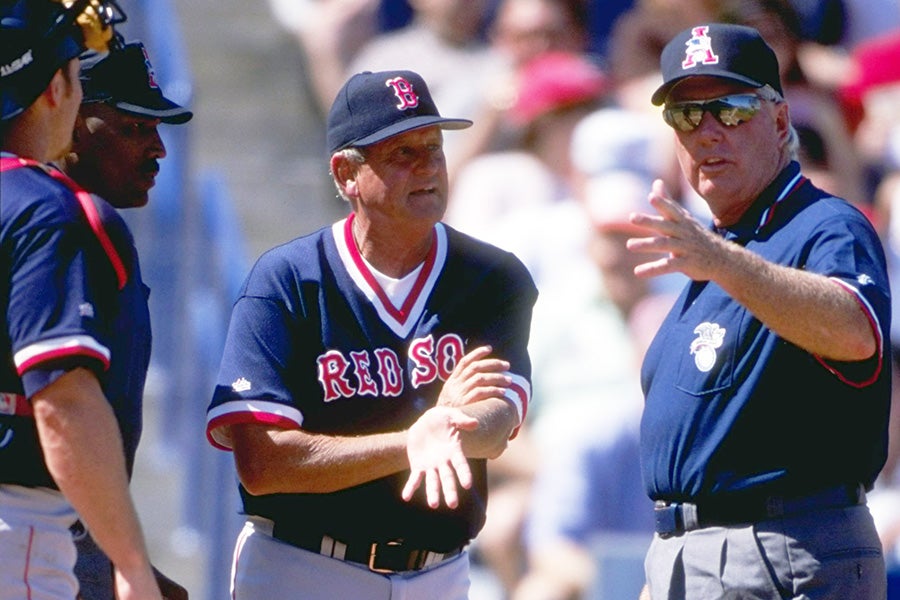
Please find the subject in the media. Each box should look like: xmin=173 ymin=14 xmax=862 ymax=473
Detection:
xmin=317 ymin=350 xmax=355 ymax=402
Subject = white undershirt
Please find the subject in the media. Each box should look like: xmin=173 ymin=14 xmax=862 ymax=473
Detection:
xmin=361 ymin=256 xmax=425 ymax=307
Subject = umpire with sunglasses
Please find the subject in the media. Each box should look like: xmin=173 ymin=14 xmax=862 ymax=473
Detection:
xmin=626 ymin=23 xmax=891 ymax=599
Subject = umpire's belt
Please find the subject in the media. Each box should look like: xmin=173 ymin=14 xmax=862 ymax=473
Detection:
xmin=254 ymin=517 xmax=465 ymax=573
xmin=653 ymin=483 xmax=866 ymax=537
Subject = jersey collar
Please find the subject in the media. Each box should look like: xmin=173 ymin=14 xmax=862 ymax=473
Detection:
xmin=716 ymin=161 xmax=806 ymax=242
xmin=332 ymin=214 xmax=447 ymax=338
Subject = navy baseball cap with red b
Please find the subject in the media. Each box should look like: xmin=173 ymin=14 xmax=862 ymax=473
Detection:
xmin=651 ymin=23 xmax=783 ymax=106
xmin=326 ymin=70 xmax=472 ymax=154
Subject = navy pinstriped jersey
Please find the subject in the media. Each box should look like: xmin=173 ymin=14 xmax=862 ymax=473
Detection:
xmin=0 ymin=155 xmax=151 ymax=488
xmin=640 ymin=162 xmax=892 ymax=503
xmin=207 ymin=215 xmax=537 ymax=548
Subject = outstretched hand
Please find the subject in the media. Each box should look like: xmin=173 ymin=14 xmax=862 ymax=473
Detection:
xmin=401 ymin=406 xmax=479 ymax=509
xmin=627 ymin=178 xmax=727 ymax=281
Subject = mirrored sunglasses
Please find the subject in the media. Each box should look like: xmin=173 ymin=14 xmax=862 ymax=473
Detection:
xmin=662 ymin=94 xmax=764 ymax=132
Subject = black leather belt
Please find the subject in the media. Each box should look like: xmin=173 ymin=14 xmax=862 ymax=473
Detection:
xmin=654 ymin=483 xmax=866 ymax=537
xmin=270 ymin=523 xmax=465 ymax=573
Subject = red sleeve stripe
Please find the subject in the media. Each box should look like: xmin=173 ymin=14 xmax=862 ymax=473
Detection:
xmin=14 ymin=335 xmax=111 ymax=375
xmin=504 ymin=373 xmax=531 ymax=440
xmin=814 ymin=277 xmax=884 ymax=388
xmin=206 ymin=401 xmax=304 ymax=450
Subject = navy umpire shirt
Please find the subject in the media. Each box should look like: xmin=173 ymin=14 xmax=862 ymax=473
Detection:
xmin=640 ymin=161 xmax=891 ymax=503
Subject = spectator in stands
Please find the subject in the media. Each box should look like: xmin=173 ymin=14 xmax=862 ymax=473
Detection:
xmin=466 ymin=107 xmax=680 ymax=600
xmin=838 ymin=26 xmax=900 ymax=183
xmin=828 ymin=0 xmax=899 ymax=50
xmin=606 ymin=0 xmax=717 ymax=111
xmin=489 ymin=0 xmax=587 ymax=64
xmin=274 ymin=0 xmax=383 ymax=118
xmin=447 ymin=53 xmax=606 ymax=595
xmin=444 ymin=50 xmax=608 ymax=272
xmin=581 ymin=0 xmax=636 ymax=63
xmin=451 ymin=0 xmax=592 ymax=172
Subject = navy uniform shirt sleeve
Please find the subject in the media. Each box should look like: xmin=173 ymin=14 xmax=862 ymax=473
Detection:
xmin=463 ymin=243 xmax=537 ymax=428
xmin=6 ymin=176 xmax=113 ymax=397
xmin=801 ymin=203 xmax=890 ymax=384
xmin=206 ymin=248 xmax=306 ymax=449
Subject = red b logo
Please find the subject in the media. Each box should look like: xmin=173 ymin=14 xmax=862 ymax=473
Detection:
xmin=386 ymin=77 xmax=419 ymax=110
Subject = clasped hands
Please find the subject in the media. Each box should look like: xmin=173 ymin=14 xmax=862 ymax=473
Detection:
xmin=401 ymin=345 xmax=511 ymax=509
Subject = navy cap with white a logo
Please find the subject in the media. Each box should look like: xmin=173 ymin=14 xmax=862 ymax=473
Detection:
xmin=326 ymin=70 xmax=471 ymax=154
xmin=651 ymin=23 xmax=783 ymax=106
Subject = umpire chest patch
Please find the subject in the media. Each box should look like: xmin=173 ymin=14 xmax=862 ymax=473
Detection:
xmin=690 ymin=322 xmax=726 ymax=372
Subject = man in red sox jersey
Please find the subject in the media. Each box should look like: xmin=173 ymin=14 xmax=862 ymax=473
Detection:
xmin=206 ymin=69 xmax=537 ymax=599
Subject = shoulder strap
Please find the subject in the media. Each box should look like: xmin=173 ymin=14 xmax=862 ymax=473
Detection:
xmin=1 ymin=157 xmax=128 ymax=290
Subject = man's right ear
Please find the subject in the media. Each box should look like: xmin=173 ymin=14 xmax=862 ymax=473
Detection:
xmin=330 ymin=153 xmax=358 ymax=195
xmin=43 ymin=69 xmax=67 ymax=108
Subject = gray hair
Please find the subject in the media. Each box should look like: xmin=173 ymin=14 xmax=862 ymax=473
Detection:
xmin=757 ymin=84 xmax=799 ymax=161
xmin=331 ymin=146 xmax=366 ymax=203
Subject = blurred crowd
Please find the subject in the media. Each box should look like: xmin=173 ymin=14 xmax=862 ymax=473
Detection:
xmin=268 ymin=0 xmax=900 ymax=598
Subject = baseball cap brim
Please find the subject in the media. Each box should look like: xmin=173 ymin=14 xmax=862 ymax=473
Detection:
xmin=111 ymin=98 xmax=193 ymax=124
xmin=651 ymin=71 xmax=765 ymax=105
xmin=346 ymin=115 xmax=472 ymax=149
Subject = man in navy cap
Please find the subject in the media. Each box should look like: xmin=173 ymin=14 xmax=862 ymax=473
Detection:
xmin=204 ymin=69 xmax=537 ymax=599
xmin=0 ymin=1 xmax=165 ymax=599
xmin=56 ymin=38 xmax=192 ymax=600
xmin=60 ymin=40 xmax=192 ymax=209
xmin=628 ymin=23 xmax=890 ymax=599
